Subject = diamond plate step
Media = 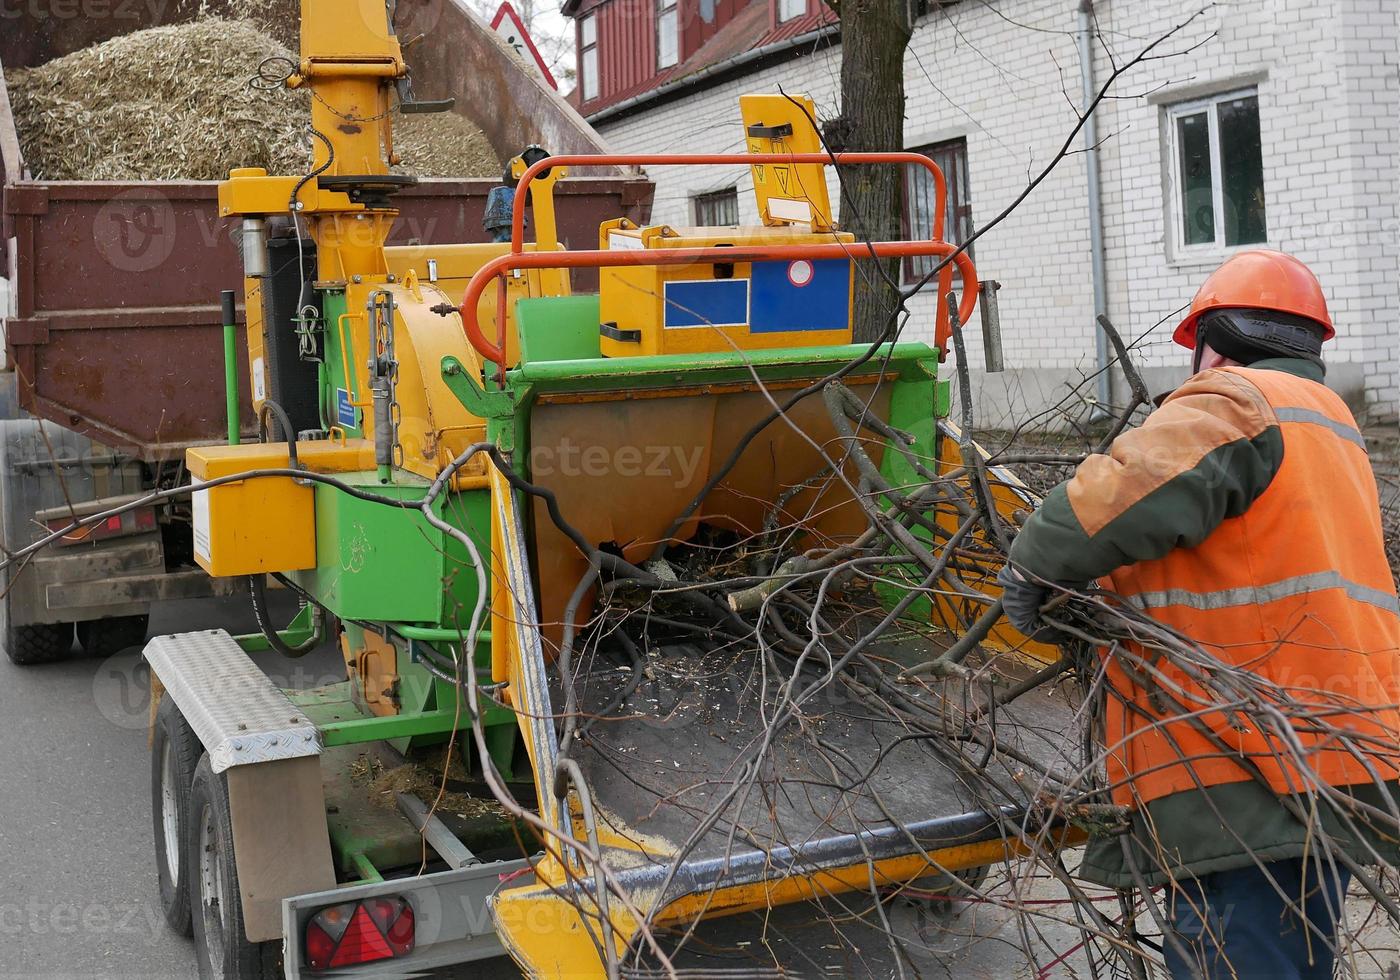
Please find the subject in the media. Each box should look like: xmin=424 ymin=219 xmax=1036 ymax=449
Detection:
xmin=144 ymin=629 xmax=321 ymax=773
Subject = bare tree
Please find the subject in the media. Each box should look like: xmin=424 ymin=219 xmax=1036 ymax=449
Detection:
xmin=822 ymin=0 xmax=914 ymax=343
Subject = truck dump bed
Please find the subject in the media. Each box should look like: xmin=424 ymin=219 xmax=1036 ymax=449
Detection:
xmin=0 ymin=0 xmax=652 ymax=460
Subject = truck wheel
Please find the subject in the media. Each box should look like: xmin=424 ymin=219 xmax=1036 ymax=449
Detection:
xmin=78 ymin=614 xmax=150 ymax=658
xmin=5 ymin=621 xmax=73 ymax=665
xmin=188 ymin=755 xmax=283 ymax=980
xmin=152 ymin=695 xmax=200 ymax=937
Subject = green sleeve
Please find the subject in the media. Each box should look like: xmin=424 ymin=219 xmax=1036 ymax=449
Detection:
xmin=1007 ymin=372 xmax=1284 ymax=584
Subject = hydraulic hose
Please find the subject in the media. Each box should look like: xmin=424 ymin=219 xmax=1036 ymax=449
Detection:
xmin=247 ymin=573 xmax=321 ymax=658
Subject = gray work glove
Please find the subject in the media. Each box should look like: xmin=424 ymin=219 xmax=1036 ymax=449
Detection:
xmin=997 ymin=564 xmax=1071 ymax=643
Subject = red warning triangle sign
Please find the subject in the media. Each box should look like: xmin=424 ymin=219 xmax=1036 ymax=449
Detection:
xmin=330 ymin=906 xmax=393 ymax=967
xmin=490 ymin=2 xmax=559 ymax=90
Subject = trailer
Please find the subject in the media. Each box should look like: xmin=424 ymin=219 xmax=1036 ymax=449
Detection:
xmin=0 ymin=0 xmax=652 ymax=665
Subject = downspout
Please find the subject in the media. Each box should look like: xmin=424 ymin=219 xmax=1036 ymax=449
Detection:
xmin=1078 ymin=0 xmax=1111 ymax=416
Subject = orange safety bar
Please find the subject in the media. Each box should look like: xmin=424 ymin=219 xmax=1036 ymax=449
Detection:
xmin=455 ymin=151 xmax=972 ymax=376
xmin=506 ymin=152 xmax=950 ymax=252
xmin=458 ymin=241 xmax=979 ymax=374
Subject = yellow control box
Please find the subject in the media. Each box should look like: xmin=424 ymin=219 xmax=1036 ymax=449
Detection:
xmin=186 ymin=439 xmax=374 ymax=577
xmin=597 ymin=221 xmax=855 ymax=358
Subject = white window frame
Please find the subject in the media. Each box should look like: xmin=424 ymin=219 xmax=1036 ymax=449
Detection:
xmin=579 ymin=14 xmax=599 ymax=102
xmin=1165 ymin=86 xmax=1266 ymax=258
xmin=692 ymin=186 xmax=740 ymax=226
xmin=778 ymin=0 xmax=806 ymax=23
xmin=656 ymin=0 xmax=678 ymax=70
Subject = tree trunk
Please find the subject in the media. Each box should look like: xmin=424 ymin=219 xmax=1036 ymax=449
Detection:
xmin=828 ymin=0 xmax=913 ymax=343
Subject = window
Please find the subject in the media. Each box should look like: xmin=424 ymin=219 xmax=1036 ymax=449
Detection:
xmin=901 ymin=137 xmax=972 ymax=284
xmin=657 ymin=0 xmax=678 ymax=70
xmin=693 ymin=187 xmax=739 ymax=226
xmin=579 ymin=15 xmax=599 ymax=102
xmin=1168 ymin=89 xmax=1267 ymax=252
xmin=778 ymin=0 xmax=806 ymax=22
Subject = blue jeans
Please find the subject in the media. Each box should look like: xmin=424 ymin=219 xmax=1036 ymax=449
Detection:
xmin=1163 ymin=859 xmax=1351 ymax=979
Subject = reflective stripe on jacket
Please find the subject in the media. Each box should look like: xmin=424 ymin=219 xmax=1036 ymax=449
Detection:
xmin=1101 ymin=366 xmax=1400 ymax=808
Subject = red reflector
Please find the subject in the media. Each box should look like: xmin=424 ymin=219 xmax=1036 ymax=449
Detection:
xmin=104 ymin=515 xmax=123 ymax=532
xmin=305 ymin=897 xmax=414 ymax=971
xmin=304 ymin=920 xmax=338 ymax=971
xmin=368 ymin=898 xmax=414 ymax=955
xmin=329 ymin=906 xmax=393 ymax=967
xmin=134 ymin=507 xmax=157 ymax=530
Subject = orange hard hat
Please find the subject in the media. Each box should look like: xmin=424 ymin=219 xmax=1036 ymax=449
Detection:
xmin=1173 ymin=250 xmax=1334 ymax=349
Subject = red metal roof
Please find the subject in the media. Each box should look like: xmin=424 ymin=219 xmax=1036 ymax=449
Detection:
xmin=755 ymin=6 xmax=835 ymax=46
xmin=573 ymin=0 xmax=837 ymax=118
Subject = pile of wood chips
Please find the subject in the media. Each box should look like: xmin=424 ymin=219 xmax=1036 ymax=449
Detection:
xmin=5 ymin=18 xmax=500 ymax=181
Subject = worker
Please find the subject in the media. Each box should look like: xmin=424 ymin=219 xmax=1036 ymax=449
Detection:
xmin=998 ymin=251 xmax=1400 ymax=980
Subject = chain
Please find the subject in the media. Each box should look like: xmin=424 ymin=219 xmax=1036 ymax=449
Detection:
xmin=249 ymin=55 xmax=400 ymax=124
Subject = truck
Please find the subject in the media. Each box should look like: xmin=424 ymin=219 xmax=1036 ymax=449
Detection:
xmin=0 ymin=0 xmax=651 ymax=665
xmin=8 ymin=2 xmax=1082 ymax=977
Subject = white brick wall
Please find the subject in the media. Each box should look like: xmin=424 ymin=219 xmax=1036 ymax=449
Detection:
xmin=596 ymin=0 xmax=1400 ymax=422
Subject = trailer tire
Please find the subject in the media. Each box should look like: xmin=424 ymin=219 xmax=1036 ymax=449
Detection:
xmin=188 ymin=755 xmax=283 ymax=980
xmin=152 ymin=695 xmax=200 ymax=937
xmin=78 ymin=614 xmax=150 ymax=658
xmin=4 ymin=621 xmax=73 ymax=665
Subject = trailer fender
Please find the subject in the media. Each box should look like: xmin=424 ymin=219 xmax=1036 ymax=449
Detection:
xmin=144 ymin=629 xmax=335 ymax=942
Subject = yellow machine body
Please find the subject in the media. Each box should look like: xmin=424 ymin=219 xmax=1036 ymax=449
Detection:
xmin=597 ymin=222 xmax=855 ymax=357
xmin=186 ymin=439 xmax=374 ymax=576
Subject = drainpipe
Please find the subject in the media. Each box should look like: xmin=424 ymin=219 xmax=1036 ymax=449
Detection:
xmin=1078 ymin=0 xmax=1111 ymax=416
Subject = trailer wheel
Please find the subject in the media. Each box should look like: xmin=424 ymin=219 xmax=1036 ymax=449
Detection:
xmin=78 ymin=614 xmax=150 ymax=658
xmin=890 ymin=864 xmax=991 ymax=923
xmin=152 ymin=695 xmax=200 ymax=936
xmin=188 ymin=755 xmax=282 ymax=980
xmin=4 ymin=621 xmax=73 ymax=665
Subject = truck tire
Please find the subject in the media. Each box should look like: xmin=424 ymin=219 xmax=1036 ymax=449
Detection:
xmin=152 ymin=695 xmax=200 ymax=937
xmin=5 ymin=621 xmax=73 ymax=665
xmin=78 ymin=614 xmax=150 ymax=658
xmin=188 ymin=755 xmax=283 ymax=980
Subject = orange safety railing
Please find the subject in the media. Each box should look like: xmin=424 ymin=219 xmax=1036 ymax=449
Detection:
xmin=507 ymin=152 xmax=950 ymax=251
xmin=456 ymin=152 xmax=976 ymax=376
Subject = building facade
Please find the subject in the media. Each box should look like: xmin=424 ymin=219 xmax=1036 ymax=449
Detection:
xmin=566 ymin=0 xmax=1399 ymax=424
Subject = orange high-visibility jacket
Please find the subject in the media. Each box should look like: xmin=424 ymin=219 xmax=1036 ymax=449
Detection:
xmin=1100 ymin=367 xmax=1400 ymax=807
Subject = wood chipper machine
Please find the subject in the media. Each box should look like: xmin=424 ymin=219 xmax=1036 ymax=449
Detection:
xmin=139 ymin=2 xmax=1083 ymax=976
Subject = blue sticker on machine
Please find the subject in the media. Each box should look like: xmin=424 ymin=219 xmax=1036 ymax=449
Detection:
xmin=663 ymin=278 xmax=750 ymax=329
xmin=337 ymin=388 xmax=356 ymax=427
xmin=749 ymin=258 xmax=850 ymax=333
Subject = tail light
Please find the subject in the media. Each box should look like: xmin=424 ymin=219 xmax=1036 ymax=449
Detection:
xmin=46 ymin=505 xmax=157 ymax=546
xmin=305 ymin=897 xmax=415 ymax=971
